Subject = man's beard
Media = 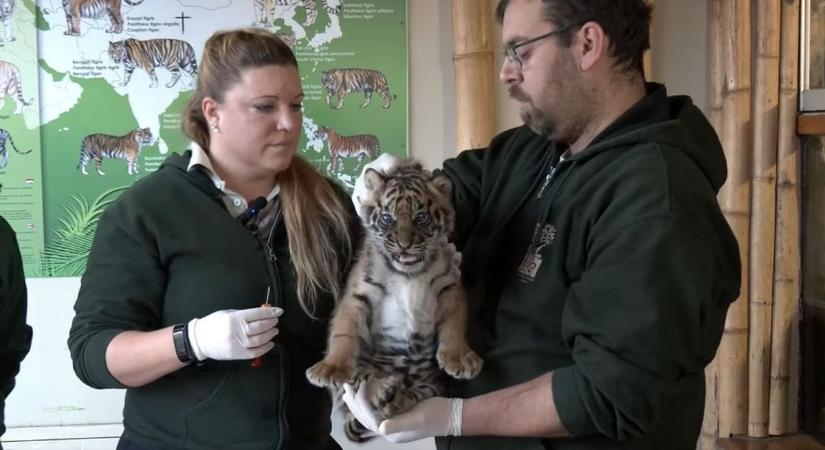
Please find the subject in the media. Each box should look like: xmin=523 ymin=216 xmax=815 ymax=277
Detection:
xmin=510 ymin=86 xmax=559 ymax=138
xmin=508 ymin=55 xmax=586 ymax=142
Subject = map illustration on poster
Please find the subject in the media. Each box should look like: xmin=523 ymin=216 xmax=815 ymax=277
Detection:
xmin=0 ymin=0 xmax=407 ymax=277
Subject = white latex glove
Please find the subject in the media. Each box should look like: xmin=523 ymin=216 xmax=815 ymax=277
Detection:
xmin=342 ymin=382 xmax=463 ymax=444
xmin=351 ymin=153 xmax=401 ymax=216
xmin=187 ymin=306 xmax=283 ymax=361
xmin=342 ymin=383 xmax=381 ymax=434
xmin=379 ymin=396 xmax=463 ymax=443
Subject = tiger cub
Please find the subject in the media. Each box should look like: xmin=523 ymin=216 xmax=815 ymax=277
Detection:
xmin=76 ymin=127 xmax=153 ymax=176
xmin=0 ymin=60 xmax=31 ymax=115
xmin=306 ymin=161 xmax=482 ymax=442
xmin=0 ymin=0 xmax=16 ymax=44
xmin=108 ymin=38 xmax=198 ymax=88
xmin=62 ymin=0 xmax=145 ymax=36
xmin=0 ymin=128 xmax=31 ymax=170
xmin=313 ymin=126 xmax=380 ymax=172
xmin=321 ymin=68 xmax=396 ymax=110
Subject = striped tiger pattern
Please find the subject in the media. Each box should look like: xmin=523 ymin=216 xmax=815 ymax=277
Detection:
xmin=306 ymin=161 xmax=483 ymax=442
xmin=0 ymin=128 xmax=31 ymax=170
xmin=108 ymin=38 xmax=198 ymax=88
xmin=77 ymin=127 xmax=153 ymax=176
xmin=321 ymin=68 xmax=396 ymax=110
xmin=0 ymin=60 xmax=31 ymax=115
xmin=62 ymin=0 xmax=144 ymax=36
xmin=313 ymin=126 xmax=380 ymax=172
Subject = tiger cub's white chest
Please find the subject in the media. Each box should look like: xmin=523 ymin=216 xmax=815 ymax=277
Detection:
xmin=376 ymin=275 xmax=438 ymax=339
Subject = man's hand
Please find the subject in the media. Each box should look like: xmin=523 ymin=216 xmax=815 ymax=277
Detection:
xmin=342 ymin=383 xmax=381 ymax=434
xmin=379 ymin=396 xmax=463 ymax=443
xmin=187 ymin=306 xmax=282 ymax=361
xmin=342 ymin=382 xmax=463 ymax=444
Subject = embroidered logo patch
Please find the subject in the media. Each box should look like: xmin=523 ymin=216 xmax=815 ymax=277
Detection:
xmin=517 ymin=223 xmax=556 ymax=282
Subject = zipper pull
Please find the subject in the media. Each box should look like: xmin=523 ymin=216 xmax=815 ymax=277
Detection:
xmin=537 ymin=164 xmax=556 ymax=199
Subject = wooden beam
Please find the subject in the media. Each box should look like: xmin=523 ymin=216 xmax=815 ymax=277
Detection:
xmin=797 ymin=114 xmax=825 ymax=135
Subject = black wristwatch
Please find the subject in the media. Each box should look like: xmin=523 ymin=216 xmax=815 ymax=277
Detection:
xmin=172 ymin=322 xmax=196 ymax=364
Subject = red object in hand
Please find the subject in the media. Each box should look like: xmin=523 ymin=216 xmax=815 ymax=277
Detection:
xmin=251 ymin=303 xmax=272 ymax=368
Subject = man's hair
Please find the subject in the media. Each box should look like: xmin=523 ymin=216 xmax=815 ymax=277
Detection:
xmin=495 ymin=0 xmax=652 ymax=75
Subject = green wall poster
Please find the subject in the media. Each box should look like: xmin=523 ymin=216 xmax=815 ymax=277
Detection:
xmin=0 ymin=0 xmax=408 ymax=277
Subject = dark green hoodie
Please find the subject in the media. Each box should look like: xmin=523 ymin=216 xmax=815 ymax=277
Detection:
xmin=68 ymin=152 xmax=355 ymax=450
xmin=437 ymin=84 xmax=741 ymax=450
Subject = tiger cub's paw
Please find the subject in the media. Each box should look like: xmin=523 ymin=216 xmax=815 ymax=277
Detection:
xmin=437 ymin=346 xmax=483 ymax=380
xmin=305 ymin=359 xmax=355 ymax=388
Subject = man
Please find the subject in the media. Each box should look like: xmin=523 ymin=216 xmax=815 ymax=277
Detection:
xmin=0 ymin=207 xmax=33 ymax=449
xmin=345 ymin=0 xmax=741 ymax=449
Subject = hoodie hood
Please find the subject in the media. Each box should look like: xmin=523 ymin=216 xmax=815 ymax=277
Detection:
xmin=573 ymin=83 xmax=728 ymax=192
xmin=159 ymin=149 xmax=225 ymax=201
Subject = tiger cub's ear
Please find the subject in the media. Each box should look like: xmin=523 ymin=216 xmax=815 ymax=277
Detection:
xmin=363 ymin=168 xmax=385 ymax=192
xmin=357 ymin=168 xmax=386 ymax=221
xmin=430 ymin=173 xmax=452 ymax=199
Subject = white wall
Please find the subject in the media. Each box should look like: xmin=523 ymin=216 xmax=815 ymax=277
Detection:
xmin=4 ymin=1 xmax=709 ymax=449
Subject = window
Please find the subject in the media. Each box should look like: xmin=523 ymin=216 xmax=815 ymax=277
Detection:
xmin=801 ymin=0 xmax=825 ymax=111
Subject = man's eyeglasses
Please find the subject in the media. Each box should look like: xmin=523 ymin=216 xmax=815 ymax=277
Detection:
xmin=503 ymin=26 xmax=572 ymax=70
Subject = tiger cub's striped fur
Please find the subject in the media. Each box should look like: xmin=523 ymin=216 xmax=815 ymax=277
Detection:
xmin=77 ymin=127 xmax=153 ymax=176
xmin=108 ymin=38 xmax=198 ymax=88
xmin=0 ymin=128 xmax=31 ymax=170
xmin=0 ymin=60 xmax=31 ymax=115
xmin=306 ymin=161 xmax=482 ymax=442
xmin=313 ymin=126 xmax=380 ymax=172
xmin=321 ymin=68 xmax=396 ymax=110
xmin=62 ymin=0 xmax=144 ymax=36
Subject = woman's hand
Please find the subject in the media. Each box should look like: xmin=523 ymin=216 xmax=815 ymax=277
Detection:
xmin=188 ymin=306 xmax=283 ymax=361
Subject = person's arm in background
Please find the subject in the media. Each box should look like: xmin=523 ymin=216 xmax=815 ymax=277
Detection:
xmin=0 ymin=217 xmax=33 ymax=449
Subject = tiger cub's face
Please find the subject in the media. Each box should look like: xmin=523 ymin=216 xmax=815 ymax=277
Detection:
xmin=362 ymin=162 xmax=454 ymax=273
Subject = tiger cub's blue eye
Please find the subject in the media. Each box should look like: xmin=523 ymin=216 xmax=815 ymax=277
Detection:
xmin=380 ymin=213 xmax=395 ymax=226
xmin=414 ymin=211 xmax=430 ymax=225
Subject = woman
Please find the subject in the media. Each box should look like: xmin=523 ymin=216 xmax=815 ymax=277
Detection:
xmin=68 ymin=29 xmax=358 ymax=450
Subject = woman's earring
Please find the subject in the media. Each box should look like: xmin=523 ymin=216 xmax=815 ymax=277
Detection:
xmin=211 ymin=122 xmax=220 ymax=133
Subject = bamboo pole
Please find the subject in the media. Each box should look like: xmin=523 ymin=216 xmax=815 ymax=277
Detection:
xmin=643 ymin=0 xmax=654 ymax=80
xmin=701 ymin=2 xmax=724 ymax=447
xmin=748 ymin=0 xmax=781 ymax=438
xmin=769 ymin=0 xmax=801 ymax=435
xmin=707 ymin=0 xmax=724 ymax=136
xmin=717 ymin=0 xmax=752 ymax=437
xmin=702 ymin=357 xmax=720 ymax=449
xmin=451 ymin=0 xmax=496 ymax=151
